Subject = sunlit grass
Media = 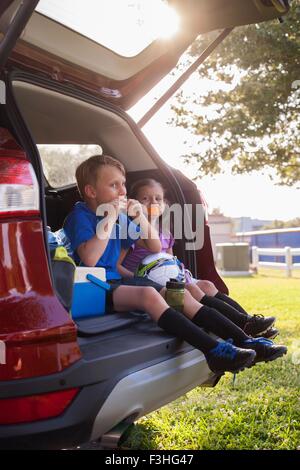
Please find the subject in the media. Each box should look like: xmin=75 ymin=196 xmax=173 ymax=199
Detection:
xmin=123 ymin=274 xmax=300 ymax=450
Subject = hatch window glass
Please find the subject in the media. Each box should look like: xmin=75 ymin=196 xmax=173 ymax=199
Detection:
xmin=38 ymin=144 xmax=102 ymax=188
xmin=35 ymin=0 xmax=179 ymax=57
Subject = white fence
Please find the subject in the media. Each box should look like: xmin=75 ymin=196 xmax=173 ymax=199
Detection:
xmin=252 ymin=246 xmax=300 ymax=277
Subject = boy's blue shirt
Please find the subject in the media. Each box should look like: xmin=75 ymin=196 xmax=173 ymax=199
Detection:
xmin=64 ymin=201 xmax=140 ymax=280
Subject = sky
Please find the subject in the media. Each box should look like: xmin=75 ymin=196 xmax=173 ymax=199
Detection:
xmin=37 ymin=0 xmax=299 ymax=222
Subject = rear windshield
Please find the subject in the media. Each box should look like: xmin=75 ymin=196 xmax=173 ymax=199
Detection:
xmin=38 ymin=144 xmax=102 ymax=188
xmin=35 ymin=0 xmax=179 ymax=57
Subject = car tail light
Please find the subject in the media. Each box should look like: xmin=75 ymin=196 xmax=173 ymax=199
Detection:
xmin=0 ymin=128 xmax=81 ymax=380
xmin=0 ymin=155 xmax=39 ymax=218
xmin=0 ymin=388 xmax=79 ymax=425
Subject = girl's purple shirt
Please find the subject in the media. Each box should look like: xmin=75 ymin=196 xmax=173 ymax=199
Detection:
xmin=122 ymin=231 xmax=174 ymax=273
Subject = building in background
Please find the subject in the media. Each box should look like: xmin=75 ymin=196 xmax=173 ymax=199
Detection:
xmin=232 ymin=217 xmax=273 ymax=233
xmin=208 ymin=210 xmax=235 ymax=260
xmin=236 ymin=227 xmax=300 ymax=263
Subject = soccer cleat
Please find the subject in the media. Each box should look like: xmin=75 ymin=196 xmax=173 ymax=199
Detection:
xmin=241 ymin=337 xmax=287 ymax=364
xmin=255 ymin=326 xmax=279 ymax=340
xmin=243 ymin=314 xmax=276 ymax=336
xmin=206 ymin=339 xmax=256 ymax=374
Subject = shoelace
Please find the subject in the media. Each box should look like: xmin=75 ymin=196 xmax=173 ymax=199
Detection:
xmin=212 ymin=339 xmax=236 ymax=359
xmin=252 ymin=314 xmax=266 ymax=322
xmin=244 ymin=337 xmax=273 ymax=346
xmin=232 ymin=372 xmax=237 ymax=388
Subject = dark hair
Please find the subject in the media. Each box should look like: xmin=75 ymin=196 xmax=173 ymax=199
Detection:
xmin=76 ymin=154 xmax=125 ymax=199
xmin=129 ymin=178 xmax=165 ymax=200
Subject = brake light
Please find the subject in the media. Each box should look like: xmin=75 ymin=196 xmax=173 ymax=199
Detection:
xmin=0 ymin=388 xmax=79 ymax=425
xmin=0 ymin=157 xmax=39 ymax=218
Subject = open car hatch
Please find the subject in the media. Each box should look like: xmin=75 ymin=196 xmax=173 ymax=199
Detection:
xmin=0 ymin=1 xmax=290 ymax=109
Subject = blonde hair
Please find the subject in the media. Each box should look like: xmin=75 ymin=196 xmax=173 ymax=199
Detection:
xmin=76 ymin=154 xmax=125 ymax=199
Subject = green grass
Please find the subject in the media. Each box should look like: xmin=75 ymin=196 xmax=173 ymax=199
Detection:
xmin=123 ymin=274 xmax=300 ymax=450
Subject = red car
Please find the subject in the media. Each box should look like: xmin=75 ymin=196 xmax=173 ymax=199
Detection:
xmin=0 ymin=0 xmax=289 ymax=449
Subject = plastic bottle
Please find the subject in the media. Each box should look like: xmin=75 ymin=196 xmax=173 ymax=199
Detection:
xmin=147 ymin=206 xmax=160 ymax=217
xmin=165 ymin=279 xmax=185 ymax=312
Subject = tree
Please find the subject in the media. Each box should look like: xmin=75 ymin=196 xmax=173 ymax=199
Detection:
xmin=262 ymin=217 xmax=300 ymax=229
xmin=171 ymin=1 xmax=300 ymax=186
xmin=39 ymin=145 xmax=101 ymax=188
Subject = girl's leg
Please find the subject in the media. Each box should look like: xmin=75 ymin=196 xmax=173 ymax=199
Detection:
xmin=196 ymin=279 xmax=249 ymax=314
xmin=160 ymin=287 xmax=249 ymax=346
xmin=181 ymin=280 xmax=244 ymax=313
xmin=177 ymin=289 xmax=286 ymax=363
xmin=195 ymin=280 xmax=275 ymax=334
xmin=186 ymin=281 xmax=249 ymax=327
xmin=185 ymin=283 xmax=206 ymax=302
xmin=195 ymin=280 xmax=218 ymax=297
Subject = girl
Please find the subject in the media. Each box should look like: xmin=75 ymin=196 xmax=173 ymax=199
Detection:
xmin=118 ymin=178 xmax=278 ymax=339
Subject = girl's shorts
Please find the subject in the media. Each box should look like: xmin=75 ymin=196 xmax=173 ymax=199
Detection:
xmin=184 ymin=269 xmax=198 ymax=285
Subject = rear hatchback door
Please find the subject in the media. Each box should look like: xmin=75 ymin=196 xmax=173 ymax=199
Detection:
xmin=0 ymin=0 xmax=289 ymax=109
xmin=0 ymin=1 xmax=39 ymax=71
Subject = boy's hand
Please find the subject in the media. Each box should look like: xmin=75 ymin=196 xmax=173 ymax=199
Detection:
xmin=99 ymin=198 xmax=126 ymax=223
xmin=127 ymin=199 xmax=144 ymax=220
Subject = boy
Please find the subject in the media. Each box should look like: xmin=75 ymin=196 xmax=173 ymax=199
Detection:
xmin=64 ymin=155 xmax=287 ymax=375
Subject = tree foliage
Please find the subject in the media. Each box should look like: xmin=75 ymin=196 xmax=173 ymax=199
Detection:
xmin=171 ymin=1 xmax=300 ymax=186
xmin=261 ymin=217 xmax=300 ymax=229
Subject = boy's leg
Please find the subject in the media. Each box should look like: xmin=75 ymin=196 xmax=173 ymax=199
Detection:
xmin=112 ymin=285 xmax=218 ymax=353
xmin=113 ymin=285 xmax=236 ymax=343
xmin=112 ymin=285 xmax=167 ymax=321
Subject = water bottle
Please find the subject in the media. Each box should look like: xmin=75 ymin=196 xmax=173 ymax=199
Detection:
xmin=165 ymin=279 xmax=185 ymax=312
xmin=55 ymin=228 xmax=74 ymax=257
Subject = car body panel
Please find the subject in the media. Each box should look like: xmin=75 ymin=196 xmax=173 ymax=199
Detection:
xmin=91 ymin=348 xmax=215 ymax=440
xmin=0 ymin=315 xmax=217 ymax=449
xmin=0 ymin=218 xmax=81 ymax=380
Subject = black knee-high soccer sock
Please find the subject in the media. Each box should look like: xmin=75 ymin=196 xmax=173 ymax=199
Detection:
xmin=215 ymin=292 xmax=248 ymax=315
xmin=201 ymin=295 xmax=248 ymax=329
xmin=192 ymin=305 xmax=249 ymax=345
xmin=157 ymin=307 xmax=218 ymax=354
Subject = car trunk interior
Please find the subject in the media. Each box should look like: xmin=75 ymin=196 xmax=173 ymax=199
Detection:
xmin=9 ymin=77 xmax=222 ymax=353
